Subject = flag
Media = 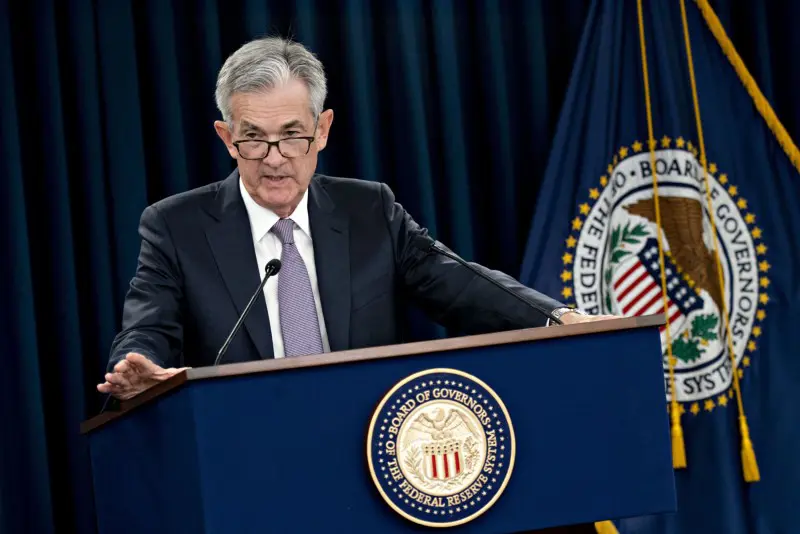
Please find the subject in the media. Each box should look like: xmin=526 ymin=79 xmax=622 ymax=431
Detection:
xmin=520 ymin=1 xmax=800 ymax=533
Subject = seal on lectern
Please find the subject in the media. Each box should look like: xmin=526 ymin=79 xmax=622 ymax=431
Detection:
xmin=366 ymin=368 xmax=515 ymax=527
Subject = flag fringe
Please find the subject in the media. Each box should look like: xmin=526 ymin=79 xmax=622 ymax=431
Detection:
xmin=693 ymin=0 xmax=800 ymax=175
xmin=595 ymin=520 xmax=619 ymax=534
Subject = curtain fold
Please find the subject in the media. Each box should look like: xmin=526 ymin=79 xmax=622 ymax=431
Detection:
xmin=1 ymin=1 xmax=55 ymax=530
xmin=1 ymin=1 xmax=795 ymax=532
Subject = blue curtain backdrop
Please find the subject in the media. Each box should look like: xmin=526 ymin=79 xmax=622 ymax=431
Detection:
xmin=1 ymin=1 xmax=797 ymax=532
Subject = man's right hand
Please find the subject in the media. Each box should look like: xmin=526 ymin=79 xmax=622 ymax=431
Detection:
xmin=96 ymin=352 xmax=189 ymax=400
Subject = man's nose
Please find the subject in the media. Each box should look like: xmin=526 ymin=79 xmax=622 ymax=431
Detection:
xmin=262 ymin=143 xmax=287 ymax=166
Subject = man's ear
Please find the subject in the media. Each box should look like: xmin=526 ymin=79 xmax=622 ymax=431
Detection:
xmin=314 ymin=109 xmax=334 ymax=152
xmin=214 ymin=120 xmax=238 ymax=159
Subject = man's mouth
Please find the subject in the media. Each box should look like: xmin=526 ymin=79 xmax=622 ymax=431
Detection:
xmin=263 ymin=175 xmax=290 ymax=182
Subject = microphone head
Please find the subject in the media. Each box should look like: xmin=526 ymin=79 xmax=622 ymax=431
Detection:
xmin=265 ymin=259 xmax=282 ymax=275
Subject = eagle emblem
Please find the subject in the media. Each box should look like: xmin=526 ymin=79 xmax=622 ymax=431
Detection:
xmin=626 ymin=196 xmax=723 ymax=312
xmin=409 ymin=408 xmax=479 ymax=440
xmin=566 ymin=141 xmax=766 ymax=413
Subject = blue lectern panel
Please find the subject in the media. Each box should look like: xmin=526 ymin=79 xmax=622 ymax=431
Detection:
xmin=188 ymin=328 xmax=674 ymax=533
xmin=90 ymin=387 xmax=206 ymax=534
xmin=88 ymin=326 xmax=675 ymax=533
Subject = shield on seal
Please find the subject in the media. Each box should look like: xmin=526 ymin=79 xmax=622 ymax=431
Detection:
xmin=613 ymin=237 xmax=704 ymax=333
xmin=422 ymin=439 xmax=463 ymax=481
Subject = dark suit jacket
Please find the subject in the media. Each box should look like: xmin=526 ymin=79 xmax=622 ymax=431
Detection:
xmin=109 ymin=170 xmax=565 ymax=369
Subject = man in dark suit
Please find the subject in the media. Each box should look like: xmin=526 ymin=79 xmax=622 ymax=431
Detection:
xmin=97 ymin=36 xmax=608 ymax=401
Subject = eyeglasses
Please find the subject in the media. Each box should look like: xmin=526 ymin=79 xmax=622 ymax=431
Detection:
xmin=232 ymin=136 xmax=315 ymax=160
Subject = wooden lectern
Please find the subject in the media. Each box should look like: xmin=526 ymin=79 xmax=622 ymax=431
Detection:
xmin=82 ymin=315 xmax=675 ymax=533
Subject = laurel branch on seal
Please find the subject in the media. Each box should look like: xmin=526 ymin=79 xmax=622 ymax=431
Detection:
xmin=667 ymin=313 xmax=719 ymax=363
xmin=405 ymin=447 xmax=436 ymax=489
xmin=462 ymin=437 xmax=479 ymax=471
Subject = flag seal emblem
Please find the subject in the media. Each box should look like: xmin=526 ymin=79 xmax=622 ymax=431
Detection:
xmin=563 ymin=139 xmax=768 ymax=414
xmin=366 ymin=368 xmax=515 ymax=527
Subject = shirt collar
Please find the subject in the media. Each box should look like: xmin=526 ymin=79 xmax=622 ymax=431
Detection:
xmin=239 ymin=178 xmax=312 ymax=242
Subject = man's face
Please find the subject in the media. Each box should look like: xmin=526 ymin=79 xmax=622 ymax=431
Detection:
xmin=215 ymin=79 xmax=333 ymax=217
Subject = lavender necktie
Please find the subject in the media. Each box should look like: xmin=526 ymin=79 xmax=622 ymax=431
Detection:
xmin=270 ymin=218 xmax=324 ymax=357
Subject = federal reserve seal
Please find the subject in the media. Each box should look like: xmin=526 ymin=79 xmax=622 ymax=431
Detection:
xmin=366 ymin=369 xmax=515 ymax=527
xmin=562 ymin=138 xmax=768 ymax=415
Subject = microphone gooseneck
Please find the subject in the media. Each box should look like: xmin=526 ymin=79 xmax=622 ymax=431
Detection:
xmin=213 ymin=259 xmax=282 ymax=366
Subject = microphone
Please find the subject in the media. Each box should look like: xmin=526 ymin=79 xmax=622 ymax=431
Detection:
xmin=411 ymin=234 xmax=563 ymax=325
xmin=213 ymin=259 xmax=282 ymax=365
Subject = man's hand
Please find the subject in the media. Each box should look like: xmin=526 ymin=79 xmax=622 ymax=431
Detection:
xmin=96 ymin=352 xmax=189 ymax=400
xmin=559 ymin=311 xmax=617 ymax=325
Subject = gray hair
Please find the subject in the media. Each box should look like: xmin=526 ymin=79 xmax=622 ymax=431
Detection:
xmin=215 ymin=37 xmax=327 ymax=126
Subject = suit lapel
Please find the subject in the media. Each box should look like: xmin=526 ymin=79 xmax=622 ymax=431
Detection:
xmin=308 ymin=178 xmax=351 ymax=352
xmin=204 ymin=170 xmax=274 ymax=360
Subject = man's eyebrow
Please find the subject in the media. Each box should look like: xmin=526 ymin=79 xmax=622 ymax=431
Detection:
xmin=280 ymin=120 xmax=307 ymax=132
xmin=239 ymin=120 xmax=265 ymax=134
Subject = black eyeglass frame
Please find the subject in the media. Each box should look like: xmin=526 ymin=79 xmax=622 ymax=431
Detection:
xmin=231 ymin=136 xmax=316 ymax=160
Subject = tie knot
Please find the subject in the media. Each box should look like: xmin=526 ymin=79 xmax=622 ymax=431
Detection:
xmin=271 ymin=218 xmax=295 ymax=244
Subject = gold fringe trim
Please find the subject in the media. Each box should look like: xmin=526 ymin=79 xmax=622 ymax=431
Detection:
xmin=595 ymin=520 xmax=620 ymax=534
xmin=693 ymin=0 xmax=800 ymax=174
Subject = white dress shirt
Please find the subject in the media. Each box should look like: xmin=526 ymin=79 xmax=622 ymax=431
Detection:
xmin=239 ymin=179 xmax=330 ymax=358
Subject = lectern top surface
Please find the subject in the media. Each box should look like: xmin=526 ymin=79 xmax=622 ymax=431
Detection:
xmin=81 ymin=314 xmax=663 ymax=434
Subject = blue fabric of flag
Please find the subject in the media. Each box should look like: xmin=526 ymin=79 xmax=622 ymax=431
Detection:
xmin=520 ymin=1 xmax=800 ymax=533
